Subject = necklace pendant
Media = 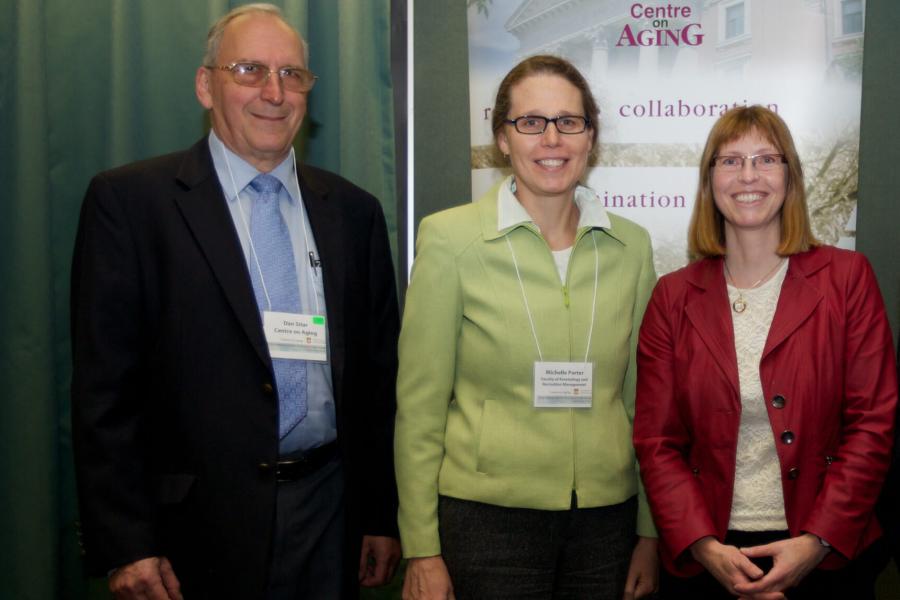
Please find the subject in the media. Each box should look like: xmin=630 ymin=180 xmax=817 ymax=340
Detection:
xmin=732 ymin=296 xmax=747 ymax=313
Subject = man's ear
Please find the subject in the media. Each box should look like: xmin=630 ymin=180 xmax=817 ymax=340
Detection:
xmin=195 ymin=67 xmax=213 ymax=109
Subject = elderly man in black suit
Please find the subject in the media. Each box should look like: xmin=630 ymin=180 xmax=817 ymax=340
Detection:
xmin=70 ymin=4 xmax=401 ymax=598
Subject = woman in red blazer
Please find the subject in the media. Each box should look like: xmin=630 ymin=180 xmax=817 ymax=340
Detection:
xmin=633 ymin=106 xmax=896 ymax=599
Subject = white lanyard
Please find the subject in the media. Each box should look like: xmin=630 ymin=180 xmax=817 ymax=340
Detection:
xmin=505 ymin=229 xmax=600 ymax=363
xmin=224 ymin=147 xmax=320 ymax=315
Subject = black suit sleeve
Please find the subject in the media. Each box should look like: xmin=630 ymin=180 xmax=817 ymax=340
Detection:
xmin=70 ymin=173 xmax=159 ymax=574
xmin=358 ymin=200 xmax=401 ymax=537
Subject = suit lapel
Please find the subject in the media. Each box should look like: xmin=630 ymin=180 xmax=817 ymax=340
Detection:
xmin=172 ymin=140 xmax=271 ymax=368
xmin=298 ymin=165 xmax=346 ymax=393
xmin=762 ymin=249 xmax=828 ymax=360
xmin=684 ymin=259 xmax=741 ymax=399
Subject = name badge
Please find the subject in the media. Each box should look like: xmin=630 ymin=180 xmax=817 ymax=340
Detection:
xmin=263 ymin=311 xmax=328 ymax=362
xmin=534 ymin=361 xmax=593 ymax=408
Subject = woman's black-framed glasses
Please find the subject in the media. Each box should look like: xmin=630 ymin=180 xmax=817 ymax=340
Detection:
xmin=505 ymin=115 xmax=590 ymax=135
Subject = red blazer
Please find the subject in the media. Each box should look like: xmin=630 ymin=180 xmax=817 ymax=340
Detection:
xmin=634 ymin=246 xmax=896 ymax=577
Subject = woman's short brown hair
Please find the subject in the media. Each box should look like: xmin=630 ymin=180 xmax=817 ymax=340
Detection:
xmin=688 ymin=105 xmax=818 ymax=259
xmin=491 ymin=55 xmax=600 ymax=151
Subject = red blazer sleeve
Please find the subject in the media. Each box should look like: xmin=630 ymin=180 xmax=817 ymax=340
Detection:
xmin=800 ymin=253 xmax=897 ymax=559
xmin=633 ymin=276 xmax=717 ymax=569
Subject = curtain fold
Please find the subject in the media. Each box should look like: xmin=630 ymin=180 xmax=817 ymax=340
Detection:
xmin=0 ymin=1 xmax=397 ymax=598
xmin=308 ymin=0 xmax=399 ymax=259
xmin=1 ymin=2 xmax=59 ymax=600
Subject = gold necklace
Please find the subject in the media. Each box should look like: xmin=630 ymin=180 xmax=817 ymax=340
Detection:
xmin=723 ymin=258 xmax=785 ymax=313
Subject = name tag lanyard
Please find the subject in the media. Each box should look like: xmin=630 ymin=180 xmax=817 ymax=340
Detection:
xmin=224 ymin=148 xmax=321 ymax=317
xmin=505 ymin=230 xmax=600 ymax=407
xmin=224 ymin=149 xmax=328 ymax=363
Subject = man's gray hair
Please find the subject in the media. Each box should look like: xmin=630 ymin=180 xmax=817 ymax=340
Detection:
xmin=202 ymin=3 xmax=309 ymax=66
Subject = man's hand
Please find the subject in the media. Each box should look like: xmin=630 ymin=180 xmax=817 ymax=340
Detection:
xmin=109 ymin=556 xmax=182 ymax=600
xmin=733 ymin=534 xmax=830 ymax=597
xmin=623 ymin=536 xmax=659 ymax=599
xmin=690 ymin=536 xmax=784 ymax=599
xmin=358 ymin=535 xmax=401 ymax=587
xmin=401 ymin=555 xmax=455 ymax=600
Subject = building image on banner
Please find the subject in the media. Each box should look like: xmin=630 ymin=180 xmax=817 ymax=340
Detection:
xmin=468 ymin=0 xmax=864 ymax=274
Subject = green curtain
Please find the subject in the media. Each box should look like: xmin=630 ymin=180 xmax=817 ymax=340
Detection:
xmin=0 ymin=1 xmax=397 ymax=598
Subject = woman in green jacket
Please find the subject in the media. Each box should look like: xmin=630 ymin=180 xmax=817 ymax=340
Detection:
xmin=395 ymin=55 xmax=658 ymax=600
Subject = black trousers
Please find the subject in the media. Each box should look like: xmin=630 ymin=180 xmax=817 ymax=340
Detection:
xmin=266 ymin=456 xmax=345 ymax=600
xmin=659 ymin=530 xmax=889 ymax=600
xmin=439 ymin=494 xmax=637 ymax=600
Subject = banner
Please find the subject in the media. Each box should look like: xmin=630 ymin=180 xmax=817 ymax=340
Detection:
xmin=468 ymin=0 xmax=865 ymax=273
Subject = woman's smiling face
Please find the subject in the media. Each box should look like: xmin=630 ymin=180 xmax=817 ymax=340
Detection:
xmin=712 ymin=128 xmax=787 ymax=238
xmin=497 ymin=73 xmax=593 ymax=205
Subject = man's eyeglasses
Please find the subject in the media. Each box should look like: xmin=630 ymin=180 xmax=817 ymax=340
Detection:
xmin=505 ymin=115 xmax=591 ymax=135
xmin=711 ymin=153 xmax=787 ymax=172
xmin=206 ymin=62 xmax=318 ymax=93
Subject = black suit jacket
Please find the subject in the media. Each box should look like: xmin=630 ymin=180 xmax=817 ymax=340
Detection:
xmin=71 ymin=138 xmax=400 ymax=598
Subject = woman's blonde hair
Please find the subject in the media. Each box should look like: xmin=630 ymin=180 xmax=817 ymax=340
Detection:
xmin=688 ymin=105 xmax=818 ymax=259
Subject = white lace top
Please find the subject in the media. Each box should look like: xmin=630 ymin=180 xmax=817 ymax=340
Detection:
xmin=726 ymin=259 xmax=790 ymax=531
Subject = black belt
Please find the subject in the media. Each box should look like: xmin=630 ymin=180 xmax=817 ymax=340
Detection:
xmin=260 ymin=441 xmax=339 ymax=482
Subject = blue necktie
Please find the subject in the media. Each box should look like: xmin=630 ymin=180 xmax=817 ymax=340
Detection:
xmin=248 ymin=174 xmax=307 ymax=438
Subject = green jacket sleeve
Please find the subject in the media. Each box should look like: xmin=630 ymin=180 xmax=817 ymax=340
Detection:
xmin=394 ymin=214 xmax=463 ymax=557
xmin=625 ymin=228 xmax=659 ymax=538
